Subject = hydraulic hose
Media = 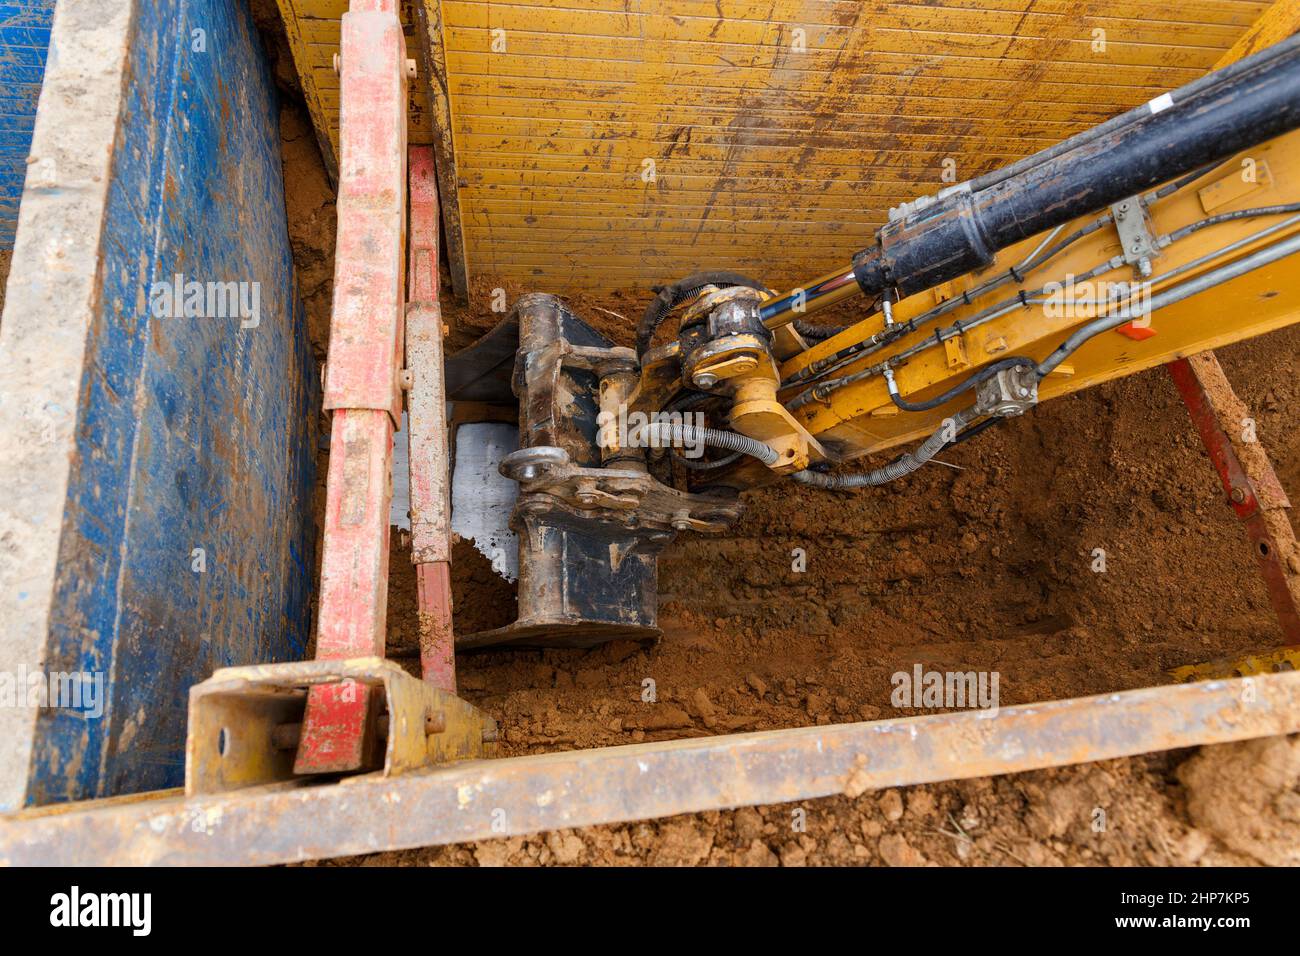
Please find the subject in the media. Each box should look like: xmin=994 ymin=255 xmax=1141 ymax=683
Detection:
xmin=1035 ymin=227 xmax=1300 ymax=379
xmin=794 ymin=320 xmax=852 ymax=341
xmin=674 ymin=449 xmax=743 ymax=471
xmin=635 ymin=271 xmax=767 ymax=358
xmin=627 ymin=421 xmax=780 ymax=467
xmin=1166 ymin=202 xmax=1300 ymax=243
xmin=792 ymin=408 xmax=976 ymax=488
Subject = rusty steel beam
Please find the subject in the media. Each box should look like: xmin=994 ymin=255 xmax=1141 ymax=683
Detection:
xmin=405 ymin=144 xmax=457 ymax=692
xmin=1168 ymin=354 xmax=1300 ymax=644
xmin=299 ymin=0 xmax=410 ymax=774
xmin=3 ymin=671 xmax=1298 ymax=865
xmin=411 ymin=0 xmax=470 ymax=302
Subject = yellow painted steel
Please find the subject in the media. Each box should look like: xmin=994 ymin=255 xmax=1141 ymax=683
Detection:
xmin=781 ymin=0 xmax=1300 ymax=459
xmin=275 ymin=0 xmax=1271 ymax=290
xmin=779 ymin=132 xmax=1300 ymax=457
xmin=1171 ymin=646 xmax=1300 ymax=681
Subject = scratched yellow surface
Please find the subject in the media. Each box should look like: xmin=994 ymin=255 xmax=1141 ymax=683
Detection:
xmin=278 ymin=0 xmax=1269 ymax=290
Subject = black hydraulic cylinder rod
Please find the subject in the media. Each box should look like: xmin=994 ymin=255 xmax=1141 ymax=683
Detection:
xmin=845 ymin=39 xmax=1300 ymax=303
xmin=967 ymin=32 xmax=1300 ymax=195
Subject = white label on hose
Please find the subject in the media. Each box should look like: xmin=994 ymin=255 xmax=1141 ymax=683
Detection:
xmin=1148 ymin=93 xmax=1174 ymax=114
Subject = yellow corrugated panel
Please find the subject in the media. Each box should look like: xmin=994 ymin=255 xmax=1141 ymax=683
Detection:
xmin=441 ymin=0 xmax=1267 ymax=289
xmin=277 ymin=0 xmax=439 ymax=173
xmin=280 ymin=0 xmax=1270 ymax=290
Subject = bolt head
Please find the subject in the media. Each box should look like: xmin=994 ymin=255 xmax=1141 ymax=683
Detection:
xmin=695 ymin=372 xmax=719 ymax=388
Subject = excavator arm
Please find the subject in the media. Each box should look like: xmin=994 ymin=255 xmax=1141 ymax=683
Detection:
xmin=449 ymin=33 xmax=1300 ymax=648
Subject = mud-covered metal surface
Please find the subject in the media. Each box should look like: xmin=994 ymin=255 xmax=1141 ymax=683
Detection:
xmin=457 ymin=294 xmax=744 ymax=649
xmin=0 ymin=0 xmax=54 ymax=247
xmin=0 ymin=0 xmax=317 ymax=808
xmin=2 ymin=670 xmax=1297 ymax=865
xmin=0 ymin=1 xmax=55 ymax=247
xmin=185 ymin=657 xmax=496 ymax=795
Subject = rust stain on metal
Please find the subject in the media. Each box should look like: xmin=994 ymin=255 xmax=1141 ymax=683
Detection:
xmin=1168 ymin=354 xmax=1300 ymax=644
xmin=4 ymin=671 xmax=1298 ymax=865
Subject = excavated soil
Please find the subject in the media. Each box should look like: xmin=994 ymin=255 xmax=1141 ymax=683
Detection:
xmin=270 ymin=90 xmax=1300 ymax=866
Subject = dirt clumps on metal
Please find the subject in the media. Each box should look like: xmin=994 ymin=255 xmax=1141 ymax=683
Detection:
xmin=0 ymin=249 xmax=10 ymax=319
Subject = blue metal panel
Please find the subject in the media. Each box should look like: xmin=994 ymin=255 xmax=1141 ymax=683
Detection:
xmin=24 ymin=0 xmax=318 ymax=802
xmin=0 ymin=1 xmax=55 ymax=247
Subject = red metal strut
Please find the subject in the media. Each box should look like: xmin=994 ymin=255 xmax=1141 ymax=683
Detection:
xmin=1168 ymin=352 xmax=1300 ymax=646
xmin=406 ymin=144 xmax=457 ymax=692
xmin=296 ymin=0 xmax=410 ymax=774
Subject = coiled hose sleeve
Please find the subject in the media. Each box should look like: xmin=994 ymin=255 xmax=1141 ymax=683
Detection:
xmin=627 ymin=421 xmax=779 ymax=467
xmin=793 ymin=320 xmax=849 ymax=341
xmin=792 ymin=409 xmax=976 ymax=489
xmin=635 ymin=271 xmax=767 ymax=358
xmin=674 ymin=449 xmax=744 ymax=471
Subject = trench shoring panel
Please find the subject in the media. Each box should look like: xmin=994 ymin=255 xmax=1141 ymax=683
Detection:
xmin=0 ymin=0 xmax=317 ymax=807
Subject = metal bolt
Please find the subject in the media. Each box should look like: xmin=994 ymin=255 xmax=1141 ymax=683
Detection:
xmin=518 ymin=465 xmax=539 ymax=481
xmin=1230 ymin=487 xmax=1247 ymax=504
xmin=695 ymin=372 xmax=719 ymax=388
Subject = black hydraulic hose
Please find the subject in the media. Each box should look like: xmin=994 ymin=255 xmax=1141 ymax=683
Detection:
xmin=1151 ymin=161 xmax=1226 ymax=202
xmin=791 ymin=410 xmax=1002 ymax=491
xmin=796 ymin=292 xmax=887 ymax=340
xmin=849 ymin=39 xmax=1300 ymax=302
xmin=791 ymin=408 xmax=978 ymax=488
xmin=628 ymin=421 xmax=779 ymax=467
xmin=886 ymin=357 xmax=1036 ymax=412
xmin=967 ymin=33 xmax=1300 ymax=194
xmin=945 ymin=415 xmax=1001 ymax=450
xmin=674 ymin=449 xmax=743 ymax=471
xmin=1167 ymin=203 xmax=1300 ymax=243
xmin=794 ymin=320 xmax=850 ymax=340
xmin=635 ymin=271 xmax=767 ymax=358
